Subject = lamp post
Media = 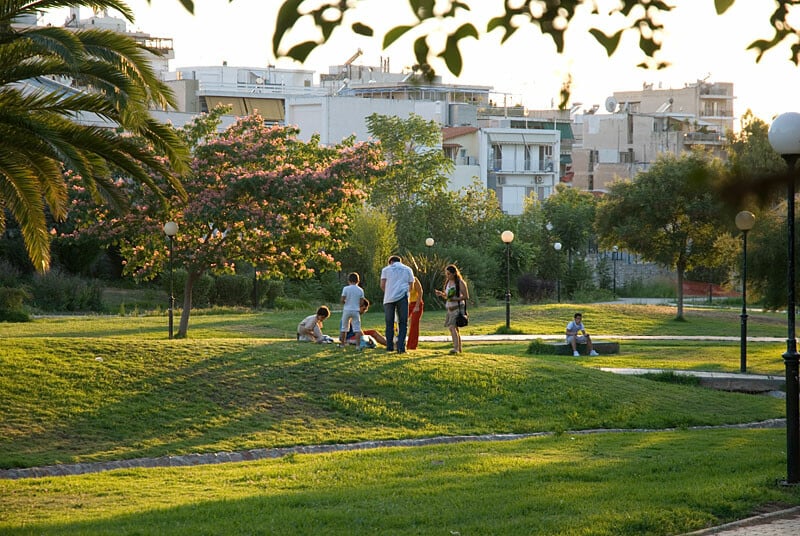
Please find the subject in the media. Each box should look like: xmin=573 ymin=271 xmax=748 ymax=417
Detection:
xmin=612 ymin=245 xmax=619 ymax=298
xmin=501 ymin=230 xmax=514 ymax=329
xmin=735 ymin=211 xmax=755 ymax=374
xmin=163 ymin=221 xmax=178 ymax=340
xmin=769 ymin=111 xmax=800 ymax=484
xmin=554 ymin=242 xmax=562 ymax=303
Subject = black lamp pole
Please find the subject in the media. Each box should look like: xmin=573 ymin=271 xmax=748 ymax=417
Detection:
xmin=740 ymin=228 xmax=749 ymax=373
xmin=735 ymin=211 xmax=755 ymax=374
xmin=612 ymin=246 xmax=618 ymax=298
xmin=554 ymin=242 xmax=562 ymax=303
xmin=168 ymin=234 xmax=174 ymax=339
xmin=501 ymin=231 xmax=514 ymax=330
xmin=163 ymin=221 xmax=178 ymax=340
xmin=785 ymin=153 xmax=799 ymax=483
xmin=769 ymin=112 xmax=800 ymax=484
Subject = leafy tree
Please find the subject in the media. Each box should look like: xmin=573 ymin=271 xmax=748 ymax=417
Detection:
xmin=745 ymin=204 xmax=794 ymax=310
xmin=1 ymin=0 xmax=189 ymax=271
xmin=724 ymin=110 xmax=788 ymax=207
xmin=543 ymin=184 xmax=597 ymax=259
xmin=338 ymin=205 xmax=397 ymax=300
xmin=365 ymin=113 xmax=453 ymax=249
xmin=596 ymin=152 xmax=729 ymax=319
xmin=72 ymin=111 xmax=382 ymax=337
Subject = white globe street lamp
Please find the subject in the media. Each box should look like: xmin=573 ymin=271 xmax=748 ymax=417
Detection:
xmin=769 ymin=112 xmax=800 ymax=484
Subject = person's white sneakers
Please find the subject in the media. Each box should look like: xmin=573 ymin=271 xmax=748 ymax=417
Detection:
xmin=573 ymin=351 xmax=580 ymax=357
xmin=589 ymin=350 xmax=599 ymax=356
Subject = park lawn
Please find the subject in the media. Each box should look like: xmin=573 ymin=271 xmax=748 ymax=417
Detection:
xmin=1 ymin=304 xmax=797 ymax=535
xmin=2 ymin=428 xmax=800 ymax=535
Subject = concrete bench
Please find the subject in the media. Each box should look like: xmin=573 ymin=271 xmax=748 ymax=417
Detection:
xmin=550 ymin=341 xmax=620 ymax=356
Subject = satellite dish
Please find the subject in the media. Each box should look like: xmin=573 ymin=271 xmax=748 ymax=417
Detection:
xmin=604 ymin=96 xmax=618 ymax=113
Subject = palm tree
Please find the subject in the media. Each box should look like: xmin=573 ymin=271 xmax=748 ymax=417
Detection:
xmin=0 ymin=0 xmax=189 ymax=271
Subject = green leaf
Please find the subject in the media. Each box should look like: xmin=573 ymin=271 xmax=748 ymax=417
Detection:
xmin=383 ymin=25 xmax=414 ymax=48
xmin=714 ymin=0 xmax=736 ymax=14
xmin=413 ymin=35 xmax=430 ymax=65
xmin=352 ymin=23 xmax=373 ymax=37
xmin=409 ymin=0 xmax=435 ymax=20
xmin=176 ymin=0 xmax=194 ymax=13
xmin=273 ymin=0 xmax=304 ymax=55
xmin=589 ymin=28 xmax=623 ymax=56
xmin=439 ymin=24 xmax=479 ymax=76
xmin=487 ymin=15 xmax=516 ymax=43
xmin=286 ymin=41 xmax=319 ymax=63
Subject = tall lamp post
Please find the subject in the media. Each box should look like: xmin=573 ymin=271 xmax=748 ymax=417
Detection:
xmin=163 ymin=221 xmax=178 ymax=340
xmin=612 ymin=245 xmax=619 ymax=298
xmin=735 ymin=211 xmax=755 ymax=374
xmin=769 ymin=112 xmax=800 ymax=484
xmin=554 ymin=242 xmax=562 ymax=303
xmin=501 ymin=230 xmax=514 ymax=329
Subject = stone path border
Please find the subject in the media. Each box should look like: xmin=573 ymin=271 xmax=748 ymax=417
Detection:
xmin=1 ymin=419 xmax=784 ymax=480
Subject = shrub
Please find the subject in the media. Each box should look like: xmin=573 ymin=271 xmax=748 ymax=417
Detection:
xmin=29 ymin=271 xmax=103 ymax=312
xmin=0 ymin=259 xmax=22 ymax=287
xmin=0 ymin=286 xmax=30 ymax=322
xmin=169 ymin=269 xmax=215 ymax=308
xmin=259 ymin=280 xmax=284 ymax=308
xmin=526 ymin=339 xmax=554 ymax=355
xmin=213 ymin=274 xmax=252 ymax=306
xmin=517 ymin=273 xmax=555 ymax=303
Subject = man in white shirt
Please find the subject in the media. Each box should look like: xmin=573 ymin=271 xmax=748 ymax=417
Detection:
xmin=566 ymin=312 xmax=599 ymax=357
xmin=380 ymin=255 xmax=415 ymax=353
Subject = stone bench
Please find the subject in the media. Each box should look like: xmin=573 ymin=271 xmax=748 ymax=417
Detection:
xmin=550 ymin=341 xmax=620 ymax=356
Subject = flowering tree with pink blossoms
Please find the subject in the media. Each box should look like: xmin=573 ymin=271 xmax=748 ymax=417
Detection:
xmin=69 ymin=110 xmax=383 ymax=337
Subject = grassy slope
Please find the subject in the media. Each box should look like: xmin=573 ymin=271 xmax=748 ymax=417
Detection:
xmin=1 ymin=303 xmax=799 ymax=535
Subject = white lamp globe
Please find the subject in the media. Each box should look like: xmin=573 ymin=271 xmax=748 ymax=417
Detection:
xmin=769 ymin=112 xmax=800 ymax=155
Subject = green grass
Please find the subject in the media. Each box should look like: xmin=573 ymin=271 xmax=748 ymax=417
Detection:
xmin=1 ymin=429 xmax=796 ymax=536
xmin=1 ymin=302 xmax=799 ymax=535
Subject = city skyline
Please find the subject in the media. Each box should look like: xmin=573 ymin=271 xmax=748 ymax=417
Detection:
xmin=50 ymin=1 xmax=800 ymax=126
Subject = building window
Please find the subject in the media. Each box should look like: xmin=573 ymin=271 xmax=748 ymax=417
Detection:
xmin=492 ymin=145 xmax=502 ymax=171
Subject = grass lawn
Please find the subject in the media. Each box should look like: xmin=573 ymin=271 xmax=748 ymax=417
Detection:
xmin=1 ymin=302 xmax=799 ymax=535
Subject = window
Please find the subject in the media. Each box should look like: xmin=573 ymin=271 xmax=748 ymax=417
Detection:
xmin=492 ymin=145 xmax=502 ymax=170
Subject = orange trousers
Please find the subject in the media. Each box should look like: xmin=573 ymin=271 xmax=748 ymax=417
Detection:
xmin=407 ymin=301 xmax=424 ymax=350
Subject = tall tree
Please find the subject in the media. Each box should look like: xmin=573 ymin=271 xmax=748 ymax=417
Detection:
xmin=365 ymin=112 xmax=453 ymax=249
xmin=543 ymin=184 xmax=597 ymax=260
xmin=0 ymin=0 xmax=190 ymax=271
xmin=72 ymin=111 xmax=382 ymax=337
xmin=596 ymin=152 xmax=728 ymax=320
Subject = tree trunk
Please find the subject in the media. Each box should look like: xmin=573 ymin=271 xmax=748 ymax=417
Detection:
xmin=177 ymin=269 xmax=200 ymax=338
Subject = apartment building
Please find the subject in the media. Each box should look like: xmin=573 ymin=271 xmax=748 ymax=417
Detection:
xmin=572 ymin=80 xmax=734 ymax=191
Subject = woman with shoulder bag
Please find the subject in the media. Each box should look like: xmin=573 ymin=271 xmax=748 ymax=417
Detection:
xmin=435 ymin=264 xmax=468 ymax=354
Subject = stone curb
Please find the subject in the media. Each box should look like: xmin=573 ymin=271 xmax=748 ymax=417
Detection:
xmin=680 ymin=506 xmax=800 ymax=535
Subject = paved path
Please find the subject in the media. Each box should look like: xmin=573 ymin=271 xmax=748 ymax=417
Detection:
xmin=680 ymin=506 xmax=800 ymax=535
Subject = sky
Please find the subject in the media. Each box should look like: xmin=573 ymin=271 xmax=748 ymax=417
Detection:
xmin=48 ymin=1 xmax=800 ymax=128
